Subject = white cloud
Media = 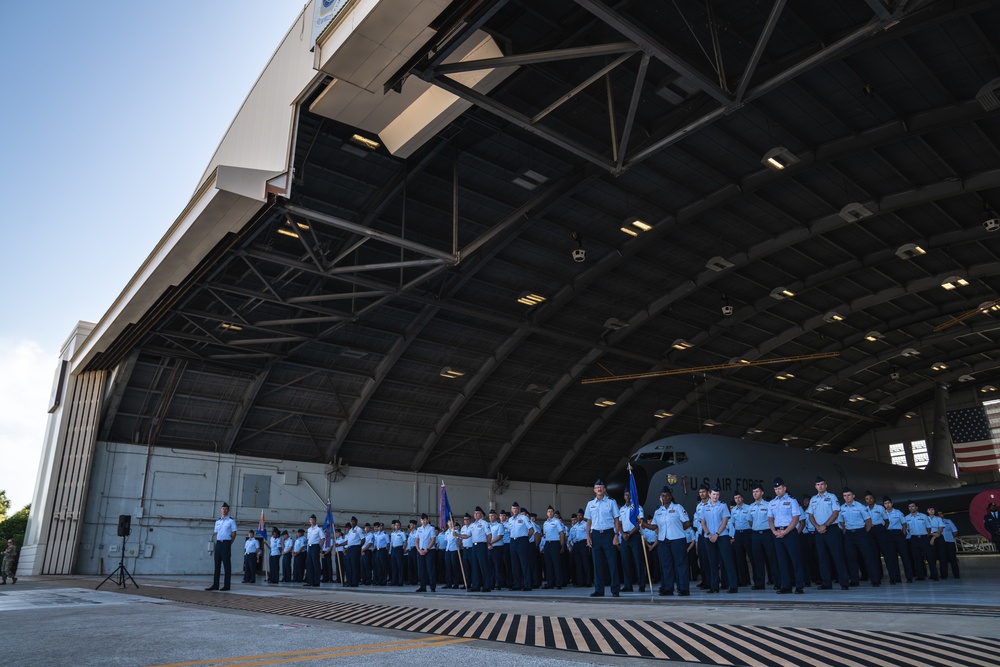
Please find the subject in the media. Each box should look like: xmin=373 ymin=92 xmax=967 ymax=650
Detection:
xmin=0 ymin=338 xmax=55 ymax=512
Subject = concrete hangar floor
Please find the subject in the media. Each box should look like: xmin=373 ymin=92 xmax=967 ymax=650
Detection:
xmin=3 ymin=558 xmax=999 ymax=667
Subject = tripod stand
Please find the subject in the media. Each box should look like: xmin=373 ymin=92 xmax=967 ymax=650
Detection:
xmin=97 ymin=532 xmax=139 ymax=590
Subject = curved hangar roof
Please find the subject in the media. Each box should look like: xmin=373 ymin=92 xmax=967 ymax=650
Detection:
xmin=88 ymin=0 xmax=1000 ymax=487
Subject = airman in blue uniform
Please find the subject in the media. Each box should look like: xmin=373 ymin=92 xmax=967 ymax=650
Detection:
xmin=701 ymin=485 xmax=737 ymax=593
xmin=938 ymin=511 xmax=960 ymax=579
xmin=807 ymin=476 xmax=849 ymax=590
xmin=748 ymin=483 xmax=777 ymax=590
xmin=864 ymin=492 xmax=891 ymax=583
xmin=840 ymin=488 xmax=879 ymax=586
xmin=618 ymin=489 xmax=645 ymax=592
xmin=902 ymin=501 xmax=938 ymax=581
xmin=645 ymin=486 xmax=691 ymax=596
xmin=730 ymin=492 xmax=752 ymax=587
xmin=767 ymin=477 xmax=804 ymax=594
xmin=507 ymin=502 xmax=534 ymax=591
xmin=414 ymin=513 xmax=437 ymax=592
xmin=541 ymin=506 xmax=566 ymax=589
xmin=585 ymin=479 xmax=621 ymax=597
xmin=882 ymin=497 xmax=913 ymax=583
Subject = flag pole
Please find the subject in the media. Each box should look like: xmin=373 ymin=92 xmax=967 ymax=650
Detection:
xmin=629 ymin=463 xmax=654 ymax=597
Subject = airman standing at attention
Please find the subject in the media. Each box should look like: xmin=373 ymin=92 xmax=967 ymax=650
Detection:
xmin=748 ymin=483 xmax=777 ymax=590
xmin=938 ymin=511 xmax=960 ymax=579
xmin=840 ymin=488 xmax=879 ymax=587
xmin=645 ymin=486 xmax=691 ymax=596
xmin=767 ymin=477 xmax=804 ymax=594
xmin=344 ymin=520 xmax=363 ymax=587
xmin=507 ymin=502 xmax=534 ymax=591
xmin=373 ymin=522 xmax=390 ymax=586
xmin=798 ymin=494 xmax=819 ymax=586
xmin=292 ymin=529 xmax=307 ymax=582
xmin=730 ymin=492 xmax=752 ymax=587
xmin=242 ymin=530 xmax=261 ymax=583
xmin=807 ymin=476 xmax=850 ymax=590
xmin=926 ymin=507 xmax=946 ymax=580
xmin=864 ymin=492 xmax=890 ymax=583
xmin=305 ymin=514 xmax=323 ymax=587
xmin=700 ymin=485 xmax=736 ymax=593
xmin=389 ymin=520 xmax=406 ymax=586
xmin=486 ymin=508 xmax=503 ymax=590
xmin=414 ymin=513 xmax=436 ymax=593
xmin=585 ymin=478 xmax=622 ymax=598
xmin=360 ymin=523 xmax=374 ymax=585
xmin=618 ymin=489 xmax=644 ymax=593
xmin=572 ymin=509 xmax=592 ymax=587
xmin=206 ymin=502 xmax=237 ymax=591
xmin=465 ymin=507 xmax=491 ymax=592
xmin=882 ymin=497 xmax=913 ymax=583
xmin=902 ymin=501 xmax=938 ymax=581
xmin=280 ymin=530 xmax=293 ymax=582
xmin=267 ymin=527 xmax=282 ymax=584
xmin=692 ymin=484 xmax=711 ymax=589
xmin=541 ymin=505 xmax=566 ymax=589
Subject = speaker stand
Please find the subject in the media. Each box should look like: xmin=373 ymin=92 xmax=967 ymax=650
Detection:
xmin=97 ymin=534 xmax=139 ymax=590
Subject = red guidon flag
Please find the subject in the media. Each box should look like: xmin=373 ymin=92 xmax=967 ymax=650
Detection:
xmin=947 ymin=406 xmax=1000 ymax=473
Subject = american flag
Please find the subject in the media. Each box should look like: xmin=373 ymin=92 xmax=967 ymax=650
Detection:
xmin=947 ymin=406 xmax=1000 ymax=473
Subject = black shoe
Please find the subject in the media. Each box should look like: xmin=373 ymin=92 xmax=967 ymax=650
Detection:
xmin=841 ymin=585 xmax=850 ymax=590
xmin=612 ymin=592 xmax=619 ymax=597
xmin=590 ymin=592 xmax=604 ymax=597
xmin=415 ymin=587 xmax=426 ymax=592
xmin=819 ymin=585 xmax=832 ymax=590
xmin=906 ymin=579 xmax=913 ymax=583
xmin=728 ymin=588 xmax=738 ymax=593
xmin=776 ymin=588 xmax=791 ymax=594
xmin=659 ymin=590 xmax=672 ymax=596
xmin=205 ymin=586 xmax=219 ymax=591
xmin=220 ymin=587 xmax=230 ymax=591
xmin=930 ymin=577 xmax=939 ymax=581
xmin=678 ymin=591 xmax=690 ymax=596
xmin=522 ymin=587 xmax=531 ymax=591
xmin=794 ymin=588 xmax=804 ymax=594
xmin=638 ymin=588 xmax=645 ymax=592
xmin=430 ymin=587 xmax=436 ymax=592
xmin=872 ymin=582 xmax=881 ymax=587
xmin=751 ymin=585 xmax=764 ymax=590
xmin=542 ymin=585 xmax=554 ymax=589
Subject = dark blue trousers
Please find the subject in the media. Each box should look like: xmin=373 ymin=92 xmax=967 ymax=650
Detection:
xmin=751 ymin=530 xmax=778 ymax=587
xmin=417 ymin=551 xmax=436 ymax=590
xmin=306 ymin=544 xmax=321 ymax=585
xmin=470 ymin=543 xmax=489 ymax=590
xmin=774 ymin=529 xmax=805 ymax=590
xmin=815 ymin=528 xmax=849 ymax=587
xmin=510 ymin=537 xmax=530 ymax=589
xmin=542 ymin=543 xmax=562 ymax=588
xmin=281 ymin=552 xmax=292 ymax=581
xmin=212 ymin=540 xmax=232 ymax=589
xmin=590 ymin=529 xmax=620 ymax=594
xmin=658 ymin=537 xmax=689 ymax=593
xmin=704 ymin=535 xmax=737 ymax=591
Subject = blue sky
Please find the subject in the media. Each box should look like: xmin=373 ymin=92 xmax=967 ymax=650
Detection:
xmin=0 ymin=1 xmax=308 ymax=510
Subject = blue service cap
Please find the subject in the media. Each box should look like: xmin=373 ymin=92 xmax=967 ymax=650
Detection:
xmin=842 ymin=487 xmax=853 ymax=494
xmin=698 ymin=483 xmax=710 ymax=491
xmin=815 ymin=476 xmax=825 ymax=483
xmin=594 ymin=478 xmax=605 ymax=486
xmin=883 ymin=496 xmax=892 ymax=502
xmin=420 ymin=513 xmax=428 ymax=519
xmin=750 ymin=482 xmax=763 ymax=491
xmin=660 ymin=485 xmax=673 ymax=495
xmin=475 ymin=506 xmax=484 ymax=514
xmin=773 ymin=477 xmax=785 ymax=487
xmin=710 ymin=484 xmax=721 ymax=492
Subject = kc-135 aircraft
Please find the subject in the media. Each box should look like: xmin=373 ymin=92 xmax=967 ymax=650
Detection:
xmin=606 ymin=433 xmax=994 ymax=530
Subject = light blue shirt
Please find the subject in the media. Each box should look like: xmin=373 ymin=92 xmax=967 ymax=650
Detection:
xmin=269 ymin=536 xmax=282 ymax=555
xmin=507 ymin=513 xmax=533 ymax=538
xmin=885 ymin=508 xmax=905 ymax=530
xmin=651 ymin=502 xmax=689 ymax=541
xmin=619 ymin=500 xmax=644 ymax=532
xmin=488 ymin=520 xmax=505 ymax=545
xmin=585 ymin=496 xmax=619 ymax=531
xmin=543 ymin=517 xmax=566 ymax=541
xmin=807 ymin=492 xmax=840 ymax=526
xmin=902 ymin=512 xmax=931 ymax=538
xmin=213 ymin=515 xmax=237 ymax=542
xmin=867 ymin=504 xmax=889 ymax=528
xmin=346 ymin=526 xmax=363 ymax=546
xmin=414 ymin=524 xmax=436 ymax=550
xmin=390 ymin=529 xmax=406 ymax=548
xmin=373 ymin=531 xmax=389 ymax=549
xmin=941 ymin=518 xmax=958 ymax=543
xmin=928 ymin=515 xmax=944 ymax=537
xmin=767 ymin=494 xmax=801 ymax=528
xmin=701 ymin=500 xmax=731 ymax=536
xmin=839 ymin=501 xmax=871 ymax=530
xmin=730 ymin=503 xmax=752 ymax=530
xmin=748 ymin=499 xmax=770 ymax=530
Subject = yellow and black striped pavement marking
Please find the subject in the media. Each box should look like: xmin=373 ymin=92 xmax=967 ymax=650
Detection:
xmin=149 ymin=636 xmax=475 ymax=667
xmin=122 ymin=587 xmax=1000 ymax=666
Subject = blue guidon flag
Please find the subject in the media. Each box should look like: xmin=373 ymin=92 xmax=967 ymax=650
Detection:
xmin=627 ymin=464 xmax=640 ymax=525
xmin=323 ymin=501 xmax=335 ymax=550
xmin=439 ymin=482 xmax=453 ymax=530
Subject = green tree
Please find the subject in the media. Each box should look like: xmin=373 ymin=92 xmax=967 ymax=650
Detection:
xmin=0 ymin=489 xmax=10 ymax=520
xmin=0 ymin=504 xmax=30 ymax=547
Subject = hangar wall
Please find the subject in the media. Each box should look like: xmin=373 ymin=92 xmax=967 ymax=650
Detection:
xmin=76 ymin=441 xmax=592 ymax=576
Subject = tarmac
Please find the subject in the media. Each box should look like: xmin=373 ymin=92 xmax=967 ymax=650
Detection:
xmin=2 ymin=555 xmax=999 ymax=667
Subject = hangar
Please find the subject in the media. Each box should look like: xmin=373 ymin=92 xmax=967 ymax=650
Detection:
xmin=20 ymin=0 xmax=1000 ymax=576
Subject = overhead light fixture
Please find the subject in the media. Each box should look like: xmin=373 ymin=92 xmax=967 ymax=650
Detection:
xmin=941 ymin=276 xmax=969 ymax=290
xmin=746 ymin=428 xmax=763 ymax=434
xmin=653 ymin=409 xmax=673 ymax=418
xmin=220 ymin=323 xmax=243 ymax=331
xmin=672 ymin=339 xmax=694 ymax=350
xmin=900 ymin=348 xmax=920 ymax=357
xmin=604 ymin=318 xmax=628 ymax=330
xmin=981 ymin=385 xmax=998 ymax=393
xmin=931 ymin=362 xmax=948 ymax=371
xmin=875 ymin=403 xmax=894 ymax=412
xmin=815 ymin=384 xmax=833 ymax=392
xmin=984 ymin=217 xmax=1000 ymax=232
xmin=440 ymin=367 xmax=466 ymax=379
xmin=350 ymin=133 xmax=380 ymax=150
xmin=976 ymin=77 xmax=1000 ymax=111
xmin=703 ymin=419 xmax=720 ymax=427
xmin=517 ymin=291 xmax=546 ymax=306
xmin=775 ymin=371 xmax=795 ymax=381
xmin=728 ymin=357 xmax=752 ymax=365
xmin=781 ymin=435 xmax=798 ymax=441
xmin=705 ymin=256 xmax=735 ymax=272
xmin=770 ymin=287 xmax=795 ymax=300
xmin=823 ymin=311 xmax=844 ymax=323
xmin=904 ymin=411 xmax=918 ymax=419
xmin=864 ymin=331 xmax=884 ymax=342
xmin=958 ymin=374 xmax=976 ymax=382
xmin=979 ymin=301 xmax=1000 ymax=313
xmin=839 ymin=202 xmax=873 ymax=222
xmin=621 ymin=217 xmax=652 ymax=236
xmin=843 ymin=447 xmax=859 ymax=453
xmin=277 ymin=227 xmax=300 ymax=239
xmin=761 ymin=146 xmax=799 ymax=171
xmin=594 ymin=397 xmax=616 ymax=407
xmin=849 ymin=394 xmax=865 ymax=402
xmin=512 ymin=169 xmax=548 ymax=190
xmin=895 ymin=243 xmax=926 ymax=260
xmin=295 ymin=222 xmax=310 ymax=230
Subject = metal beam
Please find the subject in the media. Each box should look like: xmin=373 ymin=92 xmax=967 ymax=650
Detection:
xmin=220 ymin=368 xmax=272 ymax=453
xmin=532 ymin=51 xmax=634 ymax=124
xmin=574 ymin=0 xmax=732 ymax=105
xmin=434 ymin=42 xmax=639 ymax=74
xmin=735 ymin=0 xmax=787 ymax=102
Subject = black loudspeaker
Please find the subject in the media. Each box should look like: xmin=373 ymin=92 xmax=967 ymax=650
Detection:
xmin=117 ymin=514 xmax=132 ymax=537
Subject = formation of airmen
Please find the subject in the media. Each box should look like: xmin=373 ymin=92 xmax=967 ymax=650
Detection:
xmin=208 ymin=476 xmax=966 ymax=596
